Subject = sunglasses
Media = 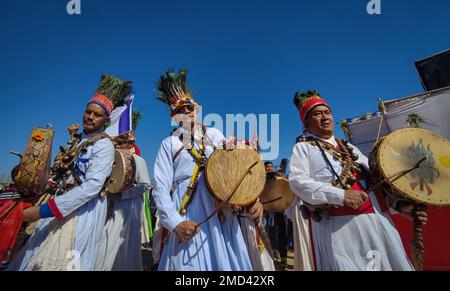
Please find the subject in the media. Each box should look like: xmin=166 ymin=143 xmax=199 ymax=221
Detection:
xmin=174 ymin=105 xmax=195 ymax=115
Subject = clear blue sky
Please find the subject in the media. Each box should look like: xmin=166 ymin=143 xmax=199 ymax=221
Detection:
xmin=1 ymin=0 xmax=450 ymax=179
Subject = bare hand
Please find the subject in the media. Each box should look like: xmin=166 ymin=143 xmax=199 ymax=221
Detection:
xmin=68 ymin=123 xmax=80 ymax=136
xmin=174 ymin=221 xmax=199 ymax=243
xmin=247 ymin=200 xmax=264 ymax=227
xmin=232 ymin=205 xmax=243 ymax=213
xmin=23 ymin=206 xmax=40 ymax=223
xmin=344 ymin=190 xmax=368 ymax=209
xmin=397 ymin=201 xmax=428 ymax=226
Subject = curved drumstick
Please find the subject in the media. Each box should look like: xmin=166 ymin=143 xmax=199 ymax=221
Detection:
xmin=367 ymin=157 xmax=427 ymax=193
xmin=260 ymin=196 xmax=282 ymax=205
xmin=195 ymin=160 xmax=260 ymax=230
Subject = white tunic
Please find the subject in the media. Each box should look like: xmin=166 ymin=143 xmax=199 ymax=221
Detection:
xmin=95 ymin=154 xmax=151 ymax=271
xmin=11 ymin=132 xmax=115 ymax=271
xmin=286 ymin=198 xmax=315 ymax=271
xmin=288 ymin=132 xmax=413 ymax=271
xmin=238 ymin=216 xmax=275 ymax=271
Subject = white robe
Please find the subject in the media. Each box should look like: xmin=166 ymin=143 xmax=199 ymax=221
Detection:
xmin=152 ymin=214 xmax=163 ymax=264
xmin=153 ymin=126 xmax=252 ymax=271
xmin=95 ymin=155 xmax=151 ymax=271
xmin=288 ymin=132 xmax=413 ymax=271
xmin=238 ymin=217 xmax=275 ymax=271
xmin=10 ymin=132 xmax=115 ymax=271
xmin=285 ymin=198 xmax=315 ymax=271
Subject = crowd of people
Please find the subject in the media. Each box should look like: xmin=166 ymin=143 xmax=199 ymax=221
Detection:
xmin=1 ymin=69 xmax=429 ymax=271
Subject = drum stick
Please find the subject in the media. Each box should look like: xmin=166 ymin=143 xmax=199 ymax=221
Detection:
xmin=260 ymin=196 xmax=282 ymax=205
xmin=195 ymin=160 xmax=259 ymax=229
xmin=367 ymin=157 xmax=426 ymax=193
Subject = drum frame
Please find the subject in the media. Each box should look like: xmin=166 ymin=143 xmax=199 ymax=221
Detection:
xmin=107 ymin=149 xmax=136 ymax=194
xmin=369 ymin=129 xmax=449 ymax=206
xmin=205 ymin=148 xmax=266 ymax=207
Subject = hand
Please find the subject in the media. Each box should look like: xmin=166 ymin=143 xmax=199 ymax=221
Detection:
xmin=397 ymin=201 xmax=428 ymax=226
xmin=174 ymin=221 xmax=199 ymax=243
xmin=232 ymin=205 xmax=243 ymax=213
xmin=68 ymin=123 xmax=80 ymax=136
xmin=247 ymin=200 xmax=264 ymax=227
xmin=23 ymin=206 xmax=40 ymax=223
xmin=344 ymin=190 xmax=368 ymax=209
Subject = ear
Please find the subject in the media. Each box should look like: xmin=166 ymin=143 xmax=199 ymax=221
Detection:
xmin=103 ymin=116 xmax=111 ymax=129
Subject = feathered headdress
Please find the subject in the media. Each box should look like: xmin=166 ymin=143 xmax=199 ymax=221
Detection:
xmin=89 ymin=74 xmax=133 ymax=116
xmin=132 ymin=109 xmax=143 ymax=131
xmin=293 ymin=90 xmax=331 ymax=124
xmin=156 ymin=68 xmax=199 ymax=116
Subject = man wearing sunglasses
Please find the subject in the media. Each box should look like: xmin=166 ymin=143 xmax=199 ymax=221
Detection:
xmin=152 ymin=69 xmax=264 ymax=271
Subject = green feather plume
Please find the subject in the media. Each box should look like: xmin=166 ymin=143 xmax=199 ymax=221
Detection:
xmin=293 ymin=90 xmax=321 ymax=108
xmin=97 ymin=74 xmax=133 ymax=107
xmin=132 ymin=109 xmax=143 ymax=131
xmin=156 ymin=68 xmax=192 ymax=105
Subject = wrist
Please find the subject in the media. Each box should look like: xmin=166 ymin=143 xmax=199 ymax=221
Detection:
xmin=39 ymin=203 xmax=55 ymax=219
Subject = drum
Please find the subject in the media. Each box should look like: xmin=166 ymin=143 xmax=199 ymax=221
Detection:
xmin=107 ymin=149 xmax=136 ymax=194
xmin=205 ymin=146 xmax=266 ymax=206
xmin=369 ymin=128 xmax=450 ymax=206
xmin=260 ymin=172 xmax=295 ymax=212
xmin=13 ymin=127 xmax=54 ymax=196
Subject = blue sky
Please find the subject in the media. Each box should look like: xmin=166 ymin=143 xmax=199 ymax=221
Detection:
xmin=1 ymin=0 xmax=450 ymax=179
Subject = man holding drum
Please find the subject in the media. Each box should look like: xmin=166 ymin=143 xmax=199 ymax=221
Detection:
xmin=9 ymin=75 xmax=129 ymax=271
xmin=288 ymin=90 xmax=428 ymax=271
xmin=152 ymin=69 xmax=264 ymax=271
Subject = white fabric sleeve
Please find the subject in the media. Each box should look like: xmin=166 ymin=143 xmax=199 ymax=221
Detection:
xmin=348 ymin=143 xmax=369 ymax=170
xmin=288 ymin=143 xmax=345 ymax=206
xmin=348 ymin=142 xmax=399 ymax=212
xmin=53 ymin=138 xmax=115 ymax=217
xmin=133 ymin=154 xmax=152 ymax=192
xmin=152 ymin=140 xmax=184 ymax=232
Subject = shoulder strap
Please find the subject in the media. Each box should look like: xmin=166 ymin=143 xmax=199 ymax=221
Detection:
xmin=172 ymin=147 xmax=183 ymax=163
xmin=80 ymin=132 xmax=111 ymax=149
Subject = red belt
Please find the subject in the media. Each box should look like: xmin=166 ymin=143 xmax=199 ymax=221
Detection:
xmin=329 ymin=174 xmax=388 ymax=217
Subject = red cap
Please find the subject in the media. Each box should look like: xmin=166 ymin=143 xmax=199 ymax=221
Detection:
xmin=299 ymin=96 xmax=331 ymax=124
xmin=89 ymin=94 xmax=114 ymax=116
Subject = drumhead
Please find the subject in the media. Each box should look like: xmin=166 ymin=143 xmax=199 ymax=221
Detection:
xmin=14 ymin=127 xmax=54 ymax=196
xmin=108 ymin=149 xmax=131 ymax=194
xmin=377 ymin=128 xmax=450 ymax=206
xmin=260 ymin=173 xmax=295 ymax=212
xmin=205 ymin=148 xmax=266 ymax=206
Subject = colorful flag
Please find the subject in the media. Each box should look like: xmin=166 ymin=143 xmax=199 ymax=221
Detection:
xmin=106 ymin=95 xmax=134 ymax=137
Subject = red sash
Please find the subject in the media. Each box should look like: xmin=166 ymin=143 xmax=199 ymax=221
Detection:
xmin=329 ymin=173 xmax=388 ymax=217
xmin=0 ymin=200 xmax=32 ymax=264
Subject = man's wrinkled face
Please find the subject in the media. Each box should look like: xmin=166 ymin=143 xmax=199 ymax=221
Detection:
xmin=305 ymin=105 xmax=334 ymax=138
xmin=172 ymin=104 xmax=197 ymax=130
xmin=83 ymin=103 xmax=109 ymax=134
